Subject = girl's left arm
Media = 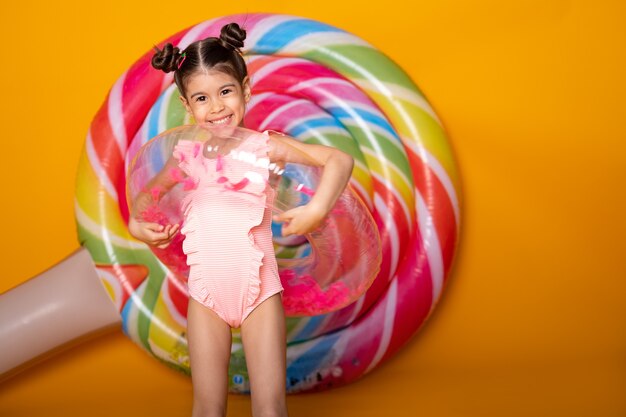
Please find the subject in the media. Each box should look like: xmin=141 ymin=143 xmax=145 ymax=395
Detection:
xmin=269 ymin=133 xmax=354 ymax=236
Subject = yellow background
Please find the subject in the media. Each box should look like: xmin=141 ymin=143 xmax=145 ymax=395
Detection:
xmin=1 ymin=1 xmax=625 ymax=416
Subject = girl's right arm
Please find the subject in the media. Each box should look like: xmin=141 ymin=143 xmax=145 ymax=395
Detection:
xmin=268 ymin=133 xmax=354 ymax=236
xmin=128 ymin=156 xmax=182 ymax=249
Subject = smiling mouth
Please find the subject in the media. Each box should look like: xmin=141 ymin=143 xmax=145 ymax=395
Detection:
xmin=208 ymin=115 xmax=233 ymax=125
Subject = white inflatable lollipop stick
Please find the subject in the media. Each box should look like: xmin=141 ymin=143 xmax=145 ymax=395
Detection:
xmin=0 ymin=248 xmax=121 ymax=381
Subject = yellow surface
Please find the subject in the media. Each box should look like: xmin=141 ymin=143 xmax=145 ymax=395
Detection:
xmin=1 ymin=1 xmax=625 ymax=416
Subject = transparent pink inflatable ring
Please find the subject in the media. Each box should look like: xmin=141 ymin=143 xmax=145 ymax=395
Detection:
xmin=126 ymin=124 xmax=381 ymax=316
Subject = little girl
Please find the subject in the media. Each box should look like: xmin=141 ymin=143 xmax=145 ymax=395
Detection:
xmin=129 ymin=23 xmax=353 ymax=417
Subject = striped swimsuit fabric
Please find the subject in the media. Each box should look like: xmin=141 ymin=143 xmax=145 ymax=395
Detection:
xmin=173 ymin=131 xmax=283 ymax=328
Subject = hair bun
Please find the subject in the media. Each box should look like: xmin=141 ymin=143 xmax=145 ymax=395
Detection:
xmin=219 ymin=23 xmax=246 ymax=51
xmin=151 ymin=43 xmax=183 ymax=73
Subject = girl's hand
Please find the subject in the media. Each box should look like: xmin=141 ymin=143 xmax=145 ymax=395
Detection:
xmin=273 ymin=204 xmax=326 ymax=236
xmin=128 ymin=217 xmax=180 ymax=249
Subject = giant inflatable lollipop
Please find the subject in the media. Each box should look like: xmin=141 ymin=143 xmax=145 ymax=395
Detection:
xmin=0 ymin=14 xmax=460 ymax=393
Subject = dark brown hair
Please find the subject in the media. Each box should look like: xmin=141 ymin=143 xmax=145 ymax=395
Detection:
xmin=151 ymin=23 xmax=248 ymax=97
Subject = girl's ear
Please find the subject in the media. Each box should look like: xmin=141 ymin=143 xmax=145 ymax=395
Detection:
xmin=179 ymin=95 xmax=192 ymax=113
xmin=242 ymin=77 xmax=251 ymax=103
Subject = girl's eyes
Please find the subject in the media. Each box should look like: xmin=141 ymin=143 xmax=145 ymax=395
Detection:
xmin=194 ymin=89 xmax=232 ymax=102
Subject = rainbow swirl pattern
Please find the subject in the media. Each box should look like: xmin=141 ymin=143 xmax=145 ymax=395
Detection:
xmin=75 ymin=13 xmax=460 ymax=392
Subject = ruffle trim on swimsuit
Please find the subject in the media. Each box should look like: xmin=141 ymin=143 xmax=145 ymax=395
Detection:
xmin=179 ymin=199 xmax=198 ymax=254
xmin=243 ymin=132 xmax=272 ymax=309
xmin=245 ymin=201 xmax=265 ymax=309
xmin=187 ymin=270 xmax=215 ymax=309
xmin=172 ymin=140 xmax=203 ymax=181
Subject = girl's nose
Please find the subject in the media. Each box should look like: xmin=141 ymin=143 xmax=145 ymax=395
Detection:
xmin=210 ymin=100 xmax=225 ymax=113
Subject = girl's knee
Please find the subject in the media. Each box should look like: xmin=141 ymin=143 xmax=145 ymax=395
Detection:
xmin=250 ymin=404 xmax=289 ymax=417
xmin=192 ymin=400 xmax=227 ymax=417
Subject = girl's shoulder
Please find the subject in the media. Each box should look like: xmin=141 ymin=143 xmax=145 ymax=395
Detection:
xmin=173 ymin=139 xmax=203 ymax=160
xmin=263 ymin=130 xmax=294 ymax=162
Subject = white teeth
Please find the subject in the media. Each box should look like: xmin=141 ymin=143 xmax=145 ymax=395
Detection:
xmin=210 ymin=115 xmax=231 ymax=125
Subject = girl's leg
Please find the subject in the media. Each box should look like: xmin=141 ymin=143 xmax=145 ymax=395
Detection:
xmin=240 ymin=293 xmax=289 ymax=417
xmin=187 ymin=298 xmax=233 ymax=417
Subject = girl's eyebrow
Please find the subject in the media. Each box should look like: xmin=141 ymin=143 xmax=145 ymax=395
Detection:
xmin=189 ymin=83 xmax=237 ymax=99
xmin=190 ymin=91 xmax=206 ymax=99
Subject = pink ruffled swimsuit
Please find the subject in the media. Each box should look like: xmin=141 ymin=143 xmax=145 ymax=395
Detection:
xmin=172 ymin=132 xmax=283 ymax=328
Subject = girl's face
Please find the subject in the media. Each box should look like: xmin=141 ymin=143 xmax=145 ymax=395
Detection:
xmin=180 ymin=69 xmax=251 ymax=127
